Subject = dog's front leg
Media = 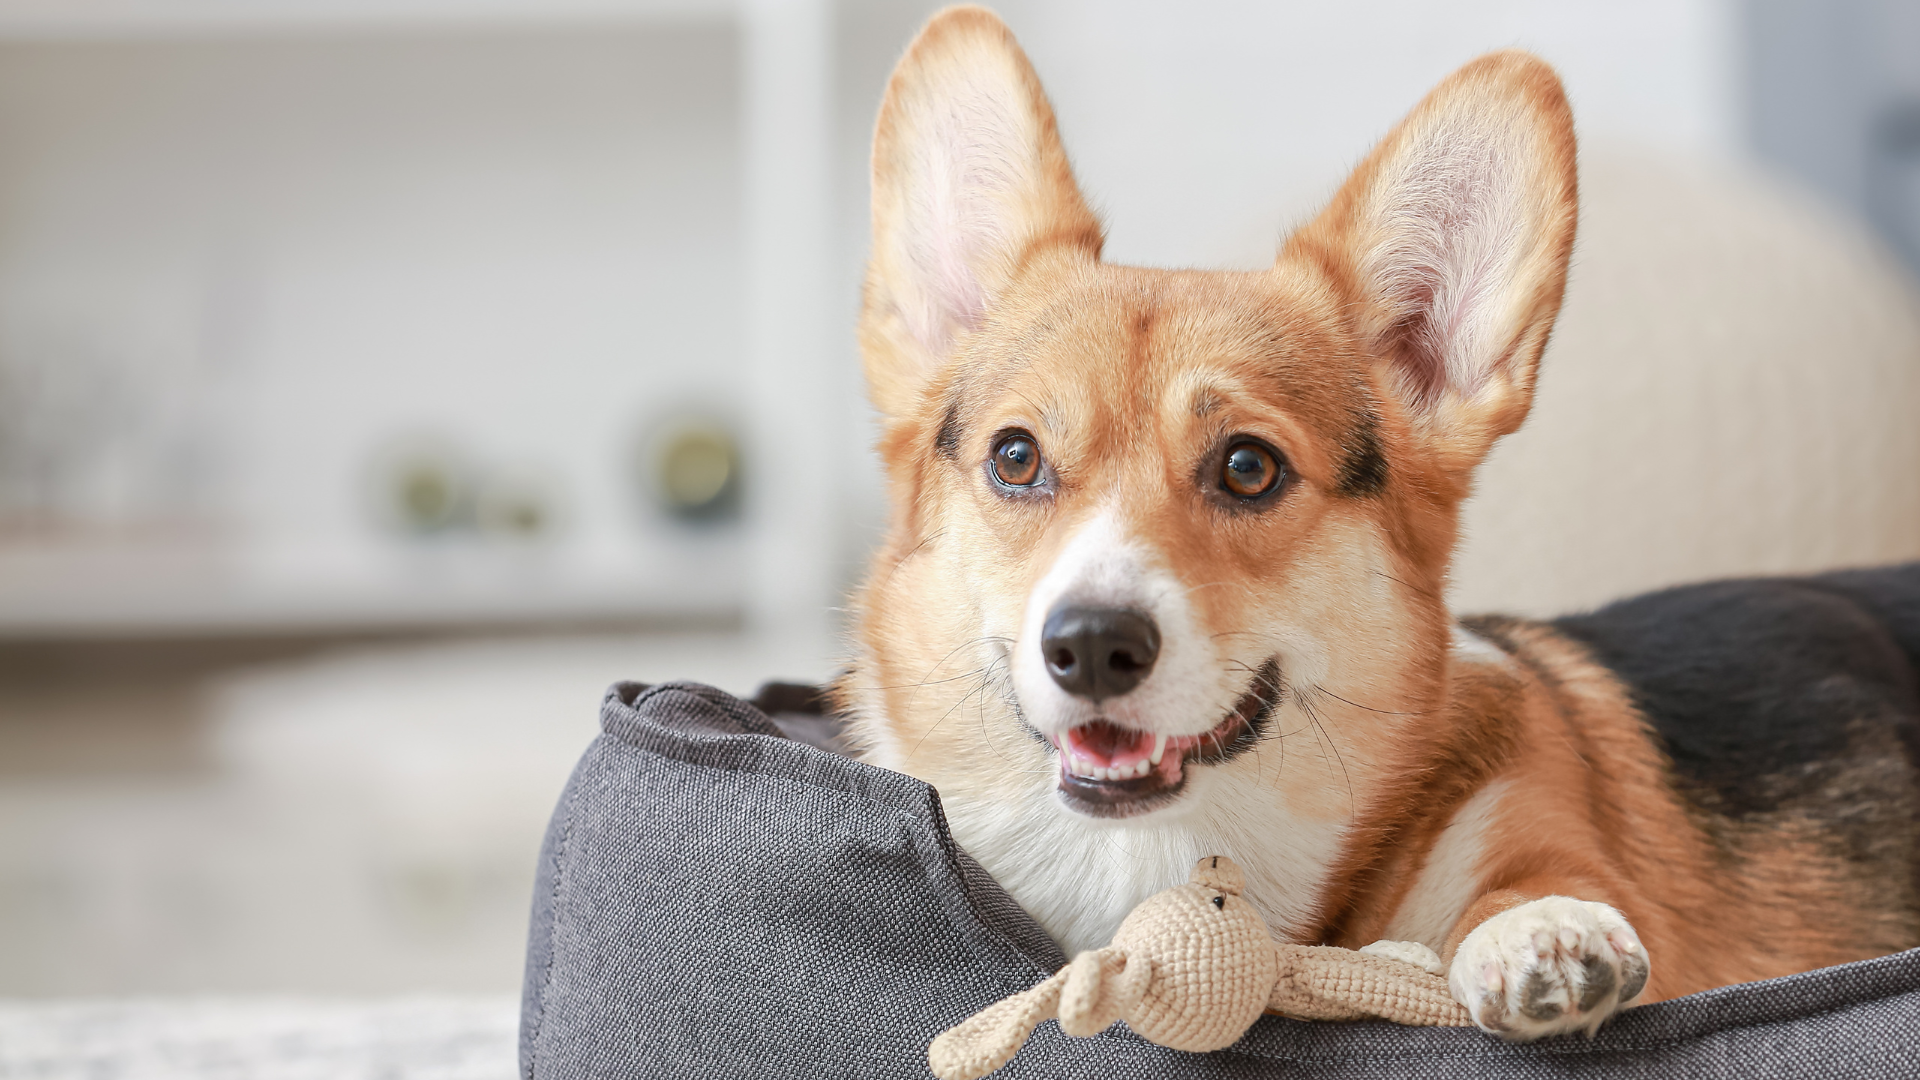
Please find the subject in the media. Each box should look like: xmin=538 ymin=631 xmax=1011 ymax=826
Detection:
xmin=1444 ymin=883 xmax=1651 ymax=1039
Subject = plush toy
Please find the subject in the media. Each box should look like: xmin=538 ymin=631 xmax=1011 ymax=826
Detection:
xmin=929 ymin=855 xmax=1471 ymax=1080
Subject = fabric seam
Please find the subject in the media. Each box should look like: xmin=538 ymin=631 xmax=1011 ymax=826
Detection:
xmin=913 ymin=821 xmax=1064 ymax=994
xmin=625 ymin=740 xmax=1059 ymax=993
xmin=608 ymin=712 xmax=941 ymax=830
xmin=1189 ymin=990 xmax=1917 ymax=1064
xmin=523 ymin=762 xmax=582 ymax=1080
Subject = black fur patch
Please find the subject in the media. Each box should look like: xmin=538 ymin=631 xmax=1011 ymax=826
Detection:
xmin=1809 ymin=564 xmax=1920 ymax=676
xmin=1334 ymin=417 xmax=1388 ymax=497
xmin=933 ymin=398 xmax=963 ymax=461
xmin=1552 ymin=567 xmax=1920 ymax=883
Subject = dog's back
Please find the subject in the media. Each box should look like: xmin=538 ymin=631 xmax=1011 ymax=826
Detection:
xmin=1550 ymin=564 xmax=1920 ymax=943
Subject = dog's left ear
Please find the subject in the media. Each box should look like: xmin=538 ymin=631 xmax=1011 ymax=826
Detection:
xmin=1286 ymin=51 xmax=1576 ymax=472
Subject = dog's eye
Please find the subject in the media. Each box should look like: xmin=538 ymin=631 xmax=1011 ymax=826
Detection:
xmin=991 ymin=434 xmax=1043 ymax=487
xmin=1220 ymin=442 xmax=1282 ymax=499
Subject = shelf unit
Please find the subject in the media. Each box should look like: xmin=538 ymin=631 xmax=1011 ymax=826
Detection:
xmin=0 ymin=0 xmax=843 ymax=646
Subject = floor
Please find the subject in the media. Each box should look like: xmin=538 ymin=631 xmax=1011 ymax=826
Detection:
xmin=0 ymin=997 xmax=519 ymax=1080
xmin=0 ymin=628 xmax=840 ymax=997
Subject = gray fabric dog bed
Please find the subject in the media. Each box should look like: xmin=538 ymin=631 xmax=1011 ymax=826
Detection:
xmin=518 ymin=680 xmax=1920 ymax=1078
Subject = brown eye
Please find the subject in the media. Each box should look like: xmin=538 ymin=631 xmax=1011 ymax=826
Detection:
xmin=991 ymin=434 xmax=1042 ymax=487
xmin=1220 ymin=442 xmax=1281 ymax=499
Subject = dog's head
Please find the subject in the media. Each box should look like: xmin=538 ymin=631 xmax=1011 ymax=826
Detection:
xmin=846 ymin=7 xmax=1575 ymax=825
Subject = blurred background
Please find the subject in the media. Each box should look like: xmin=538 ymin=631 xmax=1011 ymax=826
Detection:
xmin=0 ymin=0 xmax=1917 ymax=1044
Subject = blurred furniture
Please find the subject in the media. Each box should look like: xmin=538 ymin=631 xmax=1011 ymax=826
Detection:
xmin=1453 ymin=146 xmax=1920 ymax=617
xmin=0 ymin=0 xmax=841 ymax=649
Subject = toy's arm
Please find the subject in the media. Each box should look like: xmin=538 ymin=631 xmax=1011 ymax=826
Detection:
xmin=929 ymin=945 xmax=1144 ymax=1080
xmin=928 ymin=967 xmax=1068 ymax=1080
xmin=1268 ymin=944 xmax=1472 ymax=1027
xmin=1057 ymin=946 xmax=1149 ymax=1036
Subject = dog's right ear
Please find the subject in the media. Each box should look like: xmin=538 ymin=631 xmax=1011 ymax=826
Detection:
xmin=862 ymin=5 xmax=1102 ymax=420
xmin=1285 ymin=51 xmax=1577 ymax=475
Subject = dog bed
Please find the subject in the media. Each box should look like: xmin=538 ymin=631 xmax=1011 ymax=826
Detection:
xmin=517 ymin=680 xmax=1920 ymax=1078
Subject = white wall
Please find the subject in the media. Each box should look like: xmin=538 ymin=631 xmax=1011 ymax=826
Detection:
xmin=996 ymin=0 xmax=1739 ymax=268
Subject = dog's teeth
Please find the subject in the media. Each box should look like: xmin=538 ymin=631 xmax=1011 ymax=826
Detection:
xmin=1065 ymin=754 xmax=1156 ymax=782
xmin=1150 ymin=733 xmax=1168 ymax=765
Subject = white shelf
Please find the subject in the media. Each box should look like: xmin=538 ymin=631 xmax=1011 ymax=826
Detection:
xmin=0 ymin=0 xmax=736 ymax=38
xmin=0 ymin=0 xmax=842 ymax=643
xmin=0 ymin=536 xmax=748 ymax=638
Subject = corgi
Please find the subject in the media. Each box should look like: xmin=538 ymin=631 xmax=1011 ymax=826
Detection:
xmin=837 ymin=5 xmax=1920 ymax=1039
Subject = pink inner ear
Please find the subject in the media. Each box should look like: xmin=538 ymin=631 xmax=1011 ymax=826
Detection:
xmin=1379 ymin=272 xmax=1448 ymax=407
xmin=897 ymin=80 xmax=1028 ymax=359
xmin=1366 ymin=132 xmax=1523 ymax=410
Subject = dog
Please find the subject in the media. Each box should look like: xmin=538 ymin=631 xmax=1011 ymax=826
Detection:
xmin=836 ymin=5 xmax=1920 ymax=1039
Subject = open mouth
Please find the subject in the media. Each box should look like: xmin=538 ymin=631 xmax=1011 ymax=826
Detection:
xmin=1046 ymin=658 xmax=1284 ymax=819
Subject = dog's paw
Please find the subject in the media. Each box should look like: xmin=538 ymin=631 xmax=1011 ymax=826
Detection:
xmin=1448 ymin=896 xmax=1650 ymax=1039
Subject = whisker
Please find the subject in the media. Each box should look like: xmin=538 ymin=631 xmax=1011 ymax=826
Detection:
xmin=880 ymin=529 xmax=945 ymax=591
xmin=871 ymin=635 xmax=1017 ymax=702
xmin=906 ymin=665 xmax=995 ymax=761
xmin=1370 ymin=567 xmax=1441 ymax=604
xmin=1311 ymin=685 xmax=1421 ymax=717
xmin=849 ymin=667 xmax=1004 ymax=693
xmin=1297 ymin=692 xmax=1356 ymax=819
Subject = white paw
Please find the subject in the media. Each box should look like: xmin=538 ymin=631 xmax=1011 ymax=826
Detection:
xmin=1448 ymin=896 xmax=1650 ymax=1039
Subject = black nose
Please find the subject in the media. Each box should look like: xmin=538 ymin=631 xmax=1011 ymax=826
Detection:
xmin=1041 ymin=606 xmax=1161 ymax=702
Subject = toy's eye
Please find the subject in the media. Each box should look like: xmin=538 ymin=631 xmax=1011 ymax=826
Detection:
xmin=1211 ymin=894 xmax=1226 ymax=910
xmin=991 ymin=433 xmax=1043 ymax=487
xmin=1219 ymin=441 xmax=1282 ymax=499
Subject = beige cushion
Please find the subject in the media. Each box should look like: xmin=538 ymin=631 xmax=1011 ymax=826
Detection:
xmin=1453 ymin=146 xmax=1920 ymax=618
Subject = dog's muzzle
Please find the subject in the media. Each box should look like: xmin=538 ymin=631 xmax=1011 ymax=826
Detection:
xmin=1042 ymin=657 xmax=1284 ymax=819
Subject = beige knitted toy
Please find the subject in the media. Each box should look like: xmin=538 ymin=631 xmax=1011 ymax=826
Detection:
xmin=929 ymin=855 xmax=1470 ymax=1080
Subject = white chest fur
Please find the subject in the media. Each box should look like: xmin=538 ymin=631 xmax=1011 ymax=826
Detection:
xmin=942 ymin=761 xmax=1349 ymax=957
xmin=1380 ymin=778 xmax=1509 ymax=950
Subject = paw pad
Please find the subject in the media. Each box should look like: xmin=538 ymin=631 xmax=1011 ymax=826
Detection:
xmin=1448 ymin=897 xmax=1649 ymax=1040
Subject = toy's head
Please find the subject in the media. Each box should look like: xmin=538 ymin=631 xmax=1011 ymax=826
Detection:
xmin=930 ymin=856 xmax=1280 ymax=1080
xmin=1102 ymin=855 xmax=1279 ymax=1051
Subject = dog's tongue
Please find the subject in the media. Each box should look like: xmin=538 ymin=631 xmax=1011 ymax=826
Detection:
xmin=1071 ymin=719 xmax=1142 ymax=760
xmin=1061 ymin=720 xmax=1185 ymax=784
